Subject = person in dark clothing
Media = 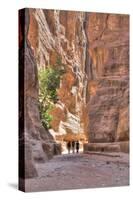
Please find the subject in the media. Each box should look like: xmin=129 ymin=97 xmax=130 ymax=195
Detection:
xmin=72 ymin=141 xmax=75 ymax=153
xmin=67 ymin=141 xmax=71 ymax=154
xmin=76 ymin=141 xmax=80 ymax=153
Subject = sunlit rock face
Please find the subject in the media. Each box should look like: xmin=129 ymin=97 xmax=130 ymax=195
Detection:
xmin=32 ymin=9 xmax=129 ymax=143
xmin=34 ymin=9 xmax=89 ymax=141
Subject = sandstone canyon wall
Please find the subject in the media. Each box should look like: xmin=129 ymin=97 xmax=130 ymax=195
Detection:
xmin=19 ymin=9 xmax=129 ymax=186
xmin=19 ymin=9 xmax=61 ymax=188
xmin=86 ymin=13 xmax=129 ymax=143
xmin=32 ymin=9 xmax=129 ymax=144
xmin=34 ymin=9 xmax=90 ymax=141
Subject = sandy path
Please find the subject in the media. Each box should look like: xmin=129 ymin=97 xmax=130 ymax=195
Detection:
xmin=25 ymin=152 xmax=129 ymax=192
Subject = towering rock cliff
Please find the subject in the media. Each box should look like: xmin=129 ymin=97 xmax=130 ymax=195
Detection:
xmin=32 ymin=9 xmax=129 ymax=144
xmin=34 ymin=9 xmax=89 ymax=141
xmin=19 ymin=9 xmax=61 ymax=187
xmin=86 ymin=13 xmax=129 ymax=143
xmin=19 ymin=9 xmax=129 ymax=186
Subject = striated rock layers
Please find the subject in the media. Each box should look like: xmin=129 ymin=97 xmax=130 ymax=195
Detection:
xmin=34 ymin=9 xmax=89 ymax=140
xmin=19 ymin=8 xmax=61 ymax=185
xmin=19 ymin=9 xmax=129 ymax=184
xmin=32 ymin=9 xmax=129 ymax=144
xmin=86 ymin=13 xmax=129 ymax=143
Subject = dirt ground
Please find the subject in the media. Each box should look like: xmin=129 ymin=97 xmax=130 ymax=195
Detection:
xmin=25 ymin=152 xmax=129 ymax=192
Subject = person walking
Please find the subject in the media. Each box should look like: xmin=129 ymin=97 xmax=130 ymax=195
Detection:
xmin=76 ymin=141 xmax=80 ymax=153
xmin=72 ymin=141 xmax=75 ymax=153
xmin=67 ymin=141 xmax=71 ymax=154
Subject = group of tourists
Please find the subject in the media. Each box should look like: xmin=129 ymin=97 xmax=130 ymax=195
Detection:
xmin=66 ymin=140 xmax=80 ymax=154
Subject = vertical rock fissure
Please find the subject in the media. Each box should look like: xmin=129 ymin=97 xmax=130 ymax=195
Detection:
xmin=84 ymin=13 xmax=93 ymax=81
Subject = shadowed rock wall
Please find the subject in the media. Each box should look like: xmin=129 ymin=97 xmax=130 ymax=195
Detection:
xmin=19 ymin=9 xmax=61 ymax=185
xmin=86 ymin=13 xmax=129 ymax=142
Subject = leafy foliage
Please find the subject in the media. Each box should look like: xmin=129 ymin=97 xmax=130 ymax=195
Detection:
xmin=39 ymin=103 xmax=53 ymax=129
xmin=38 ymin=59 xmax=66 ymax=129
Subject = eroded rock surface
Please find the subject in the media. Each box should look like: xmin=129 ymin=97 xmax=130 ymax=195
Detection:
xmin=19 ymin=9 xmax=61 ymax=183
xmin=34 ymin=9 xmax=89 ymax=141
xmin=19 ymin=8 xmax=129 ymax=191
xmin=87 ymin=13 xmax=129 ymax=142
xmin=33 ymin=9 xmax=129 ymax=144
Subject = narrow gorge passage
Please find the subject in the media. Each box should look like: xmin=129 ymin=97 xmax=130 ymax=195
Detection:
xmin=19 ymin=8 xmax=129 ymax=192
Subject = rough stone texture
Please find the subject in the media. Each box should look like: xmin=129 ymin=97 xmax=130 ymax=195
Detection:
xmin=34 ymin=9 xmax=89 ymax=141
xmin=119 ymin=141 xmax=129 ymax=153
xmin=25 ymin=9 xmax=57 ymax=163
xmin=84 ymin=142 xmax=121 ymax=153
xmin=116 ymin=107 xmax=129 ymax=141
xmin=84 ymin=141 xmax=129 ymax=153
xmin=19 ymin=9 xmax=129 ymax=192
xmin=32 ymin=9 xmax=129 ymax=145
xmin=86 ymin=13 xmax=129 ymax=143
xmin=19 ymin=9 xmax=38 ymax=181
xmin=19 ymin=9 xmax=61 ymax=182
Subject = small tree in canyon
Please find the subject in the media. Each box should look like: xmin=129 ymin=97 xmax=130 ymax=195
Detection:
xmin=38 ymin=59 xmax=66 ymax=129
